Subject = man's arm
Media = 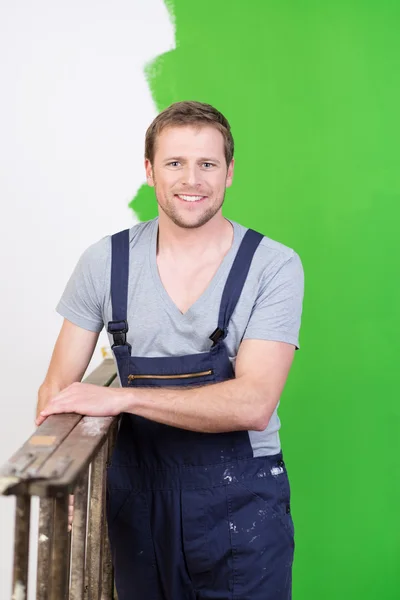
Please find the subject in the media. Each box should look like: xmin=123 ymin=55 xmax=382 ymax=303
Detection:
xmin=39 ymin=339 xmax=295 ymax=433
xmin=39 ymin=248 xmax=303 ymax=431
xmin=36 ymin=318 xmax=100 ymax=423
xmin=118 ymin=339 xmax=295 ymax=432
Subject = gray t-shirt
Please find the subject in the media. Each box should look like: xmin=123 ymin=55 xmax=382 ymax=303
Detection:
xmin=56 ymin=218 xmax=304 ymax=456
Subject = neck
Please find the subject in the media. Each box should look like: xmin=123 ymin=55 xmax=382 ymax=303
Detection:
xmin=156 ymin=213 xmax=234 ymax=260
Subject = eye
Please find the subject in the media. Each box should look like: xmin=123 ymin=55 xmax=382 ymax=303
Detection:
xmin=203 ymin=162 xmax=214 ymax=168
xmin=167 ymin=161 xmax=181 ymax=167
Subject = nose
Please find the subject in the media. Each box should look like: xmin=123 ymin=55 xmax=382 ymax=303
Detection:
xmin=181 ymin=164 xmax=201 ymax=188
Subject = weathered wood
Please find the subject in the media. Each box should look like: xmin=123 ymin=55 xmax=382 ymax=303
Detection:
xmin=49 ymin=495 xmax=69 ymax=600
xmin=70 ymin=470 xmax=89 ymax=600
xmin=82 ymin=359 xmax=117 ymax=387
xmin=86 ymin=442 xmax=108 ymax=600
xmin=100 ymin=518 xmax=113 ymax=600
xmin=27 ymin=416 xmax=115 ymax=497
xmin=0 ymin=415 xmax=81 ymax=496
xmin=66 ymin=528 xmax=73 ymax=598
xmin=0 ymin=359 xmax=118 ymax=497
xmin=11 ymin=495 xmax=31 ymax=600
xmin=105 ymin=374 xmax=121 ymax=600
xmin=36 ymin=498 xmax=55 ymax=600
xmin=1 ymin=358 xmax=120 ymax=598
xmin=101 ymin=419 xmax=118 ymax=600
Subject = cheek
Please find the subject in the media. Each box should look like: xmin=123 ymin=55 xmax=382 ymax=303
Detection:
xmin=212 ymin=175 xmax=228 ymax=192
xmin=160 ymin=174 xmax=181 ymax=191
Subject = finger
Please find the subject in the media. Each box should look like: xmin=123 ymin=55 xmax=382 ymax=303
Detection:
xmin=69 ymin=495 xmax=74 ymax=514
xmin=40 ymin=402 xmax=71 ymax=417
xmin=36 ymin=413 xmax=49 ymax=426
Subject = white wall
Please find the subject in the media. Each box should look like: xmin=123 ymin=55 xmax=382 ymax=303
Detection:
xmin=0 ymin=2 xmax=174 ymax=597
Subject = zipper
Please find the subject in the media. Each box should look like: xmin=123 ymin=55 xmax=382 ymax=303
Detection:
xmin=128 ymin=370 xmax=213 ymax=382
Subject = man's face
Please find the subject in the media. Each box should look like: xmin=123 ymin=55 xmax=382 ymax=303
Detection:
xmin=145 ymin=125 xmax=234 ymax=229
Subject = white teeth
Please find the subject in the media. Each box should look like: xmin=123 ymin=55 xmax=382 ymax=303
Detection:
xmin=177 ymin=194 xmax=203 ymax=202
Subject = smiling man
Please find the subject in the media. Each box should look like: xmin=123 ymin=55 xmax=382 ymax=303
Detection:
xmin=37 ymin=101 xmax=304 ymax=600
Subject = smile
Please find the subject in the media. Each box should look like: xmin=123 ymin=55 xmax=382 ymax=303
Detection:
xmin=175 ymin=194 xmax=206 ymax=202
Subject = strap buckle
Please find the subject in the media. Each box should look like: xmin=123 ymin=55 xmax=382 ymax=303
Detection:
xmin=209 ymin=327 xmax=225 ymax=347
xmin=107 ymin=320 xmax=129 ymax=347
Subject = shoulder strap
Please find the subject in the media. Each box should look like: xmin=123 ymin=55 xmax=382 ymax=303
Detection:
xmin=210 ymin=229 xmax=263 ymax=346
xmin=107 ymin=229 xmax=130 ymax=347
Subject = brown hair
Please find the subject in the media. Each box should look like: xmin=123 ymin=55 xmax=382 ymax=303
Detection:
xmin=145 ymin=101 xmax=234 ymax=166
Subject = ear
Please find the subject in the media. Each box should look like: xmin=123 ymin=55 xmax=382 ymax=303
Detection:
xmin=225 ymin=158 xmax=235 ymax=188
xmin=145 ymin=159 xmax=155 ymax=187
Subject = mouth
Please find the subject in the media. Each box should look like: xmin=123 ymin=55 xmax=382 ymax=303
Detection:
xmin=175 ymin=194 xmax=207 ymax=203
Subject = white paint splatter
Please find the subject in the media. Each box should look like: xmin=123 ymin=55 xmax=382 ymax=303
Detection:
xmin=257 ymin=471 xmax=267 ymax=478
xmin=81 ymin=416 xmax=113 ymax=437
xmin=223 ymin=468 xmax=237 ymax=483
xmin=271 ymin=466 xmax=284 ymax=476
xmin=223 ymin=469 xmax=233 ymax=483
xmin=229 ymin=521 xmax=238 ymax=533
xmin=249 ymin=535 xmax=260 ymax=544
xmin=12 ymin=581 xmax=26 ymax=600
xmin=39 ymin=534 xmax=48 ymax=542
xmin=246 ymin=521 xmax=257 ymax=532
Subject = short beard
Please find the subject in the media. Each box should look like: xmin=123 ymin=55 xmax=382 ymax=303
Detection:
xmin=155 ymin=189 xmax=225 ymax=230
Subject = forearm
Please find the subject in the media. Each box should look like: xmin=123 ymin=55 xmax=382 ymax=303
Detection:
xmin=120 ymin=377 xmax=273 ymax=434
xmin=38 ymin=341 xmax=294 ymax=431
xmin=37 ymin=322 xmax=99 ymax=420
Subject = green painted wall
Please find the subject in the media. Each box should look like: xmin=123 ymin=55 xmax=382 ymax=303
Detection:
xmin=131 ymin=2 xmax=400 ymax=598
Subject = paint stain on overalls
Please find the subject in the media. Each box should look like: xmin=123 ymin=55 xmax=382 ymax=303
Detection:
xmin=106 ymin=228 xmax=294 ymax=600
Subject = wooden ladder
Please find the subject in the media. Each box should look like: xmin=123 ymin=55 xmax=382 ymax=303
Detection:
xmin=0 ymin=359 xmax=119 ymax=600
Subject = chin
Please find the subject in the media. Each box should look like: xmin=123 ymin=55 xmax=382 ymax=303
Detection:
xmin=159 ymin=197 xmax=223 ymax=229
xmin=172 ymin=211 xmax=216 ymax=229
xmin=172 ymin=217 xmax=208 ymax=229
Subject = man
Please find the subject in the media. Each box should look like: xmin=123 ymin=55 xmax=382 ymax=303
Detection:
xmin=36 ymin=101 xmax=304 ymax=599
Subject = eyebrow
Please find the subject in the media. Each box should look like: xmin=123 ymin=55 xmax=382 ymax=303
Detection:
xmin=163 ymin=156 xmax=221 ymax=165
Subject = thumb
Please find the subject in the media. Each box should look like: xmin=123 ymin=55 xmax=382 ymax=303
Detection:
xmin=35 ymin=414 xmax=46 ymax=427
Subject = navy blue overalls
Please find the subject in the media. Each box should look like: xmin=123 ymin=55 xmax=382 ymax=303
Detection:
xmin=106 ymin=228 xmax=294 ymax=600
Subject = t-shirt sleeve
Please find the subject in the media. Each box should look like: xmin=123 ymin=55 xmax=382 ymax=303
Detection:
xmin=56 ymin=239 xmax=109 ymax=333
xmin=243 ymin=251 xmax=304 ymax=349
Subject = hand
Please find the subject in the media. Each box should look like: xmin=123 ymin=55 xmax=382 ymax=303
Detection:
xmin=68 ymin=494 xmax=74 ymax=532
xmin=35 ymin=382 xmax=124 ymax=426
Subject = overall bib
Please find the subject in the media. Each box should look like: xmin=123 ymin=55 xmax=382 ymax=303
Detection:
xmin=106 ymin=228 xmax=294 ymax=600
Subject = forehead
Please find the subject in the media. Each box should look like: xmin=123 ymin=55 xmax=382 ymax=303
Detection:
xmin=154 ymin=125 xmax=225 ymax=158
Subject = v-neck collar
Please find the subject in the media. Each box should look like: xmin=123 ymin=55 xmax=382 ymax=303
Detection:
xmin=148 ymin=218 xmax=242 ymax=319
